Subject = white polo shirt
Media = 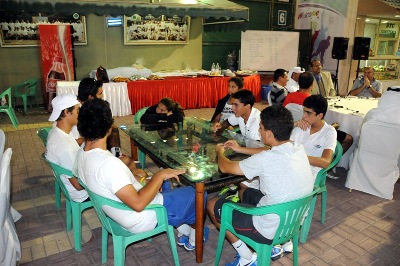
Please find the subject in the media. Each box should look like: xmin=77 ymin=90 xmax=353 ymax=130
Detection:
xmin=228 ymin=107 xmax=261 ymax=141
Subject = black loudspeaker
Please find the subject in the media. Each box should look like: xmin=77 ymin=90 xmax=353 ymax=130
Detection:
xmin=332 ymin=37 xmax=349 ymax=60
xmin=353 ymin=37 xmax=371 ymax=60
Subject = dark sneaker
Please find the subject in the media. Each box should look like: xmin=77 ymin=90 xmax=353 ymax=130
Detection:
xmin=327 ymin=170 xmax=340 ymax=180
xmin=219 ymin=185 xmax=238 ymax=198
xmin=271 ymin=245 xmax=283 ymax=261
xmin=226 ymin=194 xmax=240 ymax=203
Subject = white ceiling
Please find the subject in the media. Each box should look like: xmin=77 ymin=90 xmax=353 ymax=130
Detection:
xmin=358 ymin=0 xmax=400 ymax=18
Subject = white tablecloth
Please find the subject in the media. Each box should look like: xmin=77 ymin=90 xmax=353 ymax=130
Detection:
xmin=324 ymin=97 xmax=379 ymax=169
xmin=56 ymin=81 xmax=132 ymax=117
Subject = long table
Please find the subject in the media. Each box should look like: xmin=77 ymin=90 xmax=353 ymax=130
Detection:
xmin=121 ymin=118 xmax=249 ymax=263
xmin=56 ymin=81 xmax=132 ymax=117
xmin=126 ymin=75 xmax=261 ymax=114
xmin=324 ymin=97 xmax=379 ymax=169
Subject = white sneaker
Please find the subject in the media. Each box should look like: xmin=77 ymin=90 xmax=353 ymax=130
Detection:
xmin=282 ymin=240 xmax=293 ymax=253
xmin=225 ymin=252 xmax=257 ymax=266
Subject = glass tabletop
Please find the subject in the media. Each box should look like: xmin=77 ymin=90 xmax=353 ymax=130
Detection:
xmin=121 ymin=117 xmax=260 ymax=185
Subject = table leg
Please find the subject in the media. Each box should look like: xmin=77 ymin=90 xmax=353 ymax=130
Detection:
xmin=130 ymin=138 xmax=138 ymax=161
xmin=195 ymin=182 xmax=205 ymax=263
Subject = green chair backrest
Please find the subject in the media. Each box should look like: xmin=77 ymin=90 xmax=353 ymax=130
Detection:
xmin=216 ymin=191 xmax=316 ymax=266
xmin=224 ymin=191 xmax=315 ymax=244
xmin=37 ymin=127 xmax=52 ymax=146
xmin=0 ymin=87 xmax=19 ymax=128
xmin=44 ymin=155 xmax=75 ymax=202
xmin=0 ymin=87 xmax=12 ymax=106
xmin=134 ymin=107 xmax=149 ymax=124
xmin=314 ymin=141 xmax=343 ymax=189
xmin=78 ymin=178 xmax=168 ymax=237
xmin=13 ymin=78 xmax=38 ymax=96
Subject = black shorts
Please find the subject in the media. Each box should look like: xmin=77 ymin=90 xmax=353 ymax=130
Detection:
xmin=213 ymin=188 xmax=273 ymax=244
xmin=336 ymin=129 xmax=346 ymax=144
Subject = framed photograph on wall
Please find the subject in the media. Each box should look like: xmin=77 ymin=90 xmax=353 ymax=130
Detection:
xmin=0 ymin=13 xmax=87 ymax=47
xmin=124 ymin=14 xmax=190 ymax=45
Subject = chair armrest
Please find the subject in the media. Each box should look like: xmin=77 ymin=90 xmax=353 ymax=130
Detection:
xmin=221 ymin=202 xmax=275 ymax=217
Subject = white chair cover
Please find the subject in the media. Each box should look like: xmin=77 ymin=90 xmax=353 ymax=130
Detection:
xmin=0 ymin=129 xmax=4 ymax=154
xmin=285 ymin=103 xmax=304 ymax=122
xmin=346 ymin=121 xmax=400 ymax=199
xmin=0 ymin=148 xmax=22 ymax=265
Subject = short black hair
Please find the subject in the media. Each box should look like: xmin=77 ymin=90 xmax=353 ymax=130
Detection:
xmin=78 ymin=78 xmax=103 ymax=102
xmin=56 ymin=105 xmax=76 ymax=121
xmin=228 ymin=76 xmax=244 ymax=89
xmin=77 ymin=98 xmax=114 ymax=141
xmin=303 ymin=95 xmax=328 ymax=118
xmin=273 ymin=68 xmax=287 ymax=82
xmin=298 ymin=72 xmax=314 ymax=89
xmin=260 ymin=105 xmax=293 ymax=141
xmin=231 ymin=89 xmax=255 ymax=108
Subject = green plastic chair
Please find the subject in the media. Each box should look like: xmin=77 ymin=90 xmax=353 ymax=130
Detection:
xmin=0 ymin=87 xmax=19 ymax=128
xmin=37 ymin=127 xmax=52 ymax=146
xmin=215 ymin=192 xmax=316 ymax=266
xmin=42 ymin=155 xmax=93 ymax=251
xmin=78 ymin=179 xmax=180 ymax=266
xmin=37 ymin=128 xmax=62 ymax=210
xmin=299 ymin=141 xmax=343 ymax=243
xmin=134 ymin=107 xmax=149 ymax=169
xmin=13 ymin=78 xmax=38 ymax=114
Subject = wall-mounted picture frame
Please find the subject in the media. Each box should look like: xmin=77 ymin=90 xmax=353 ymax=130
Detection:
xmin=124 ymin=14 xmax=190 ymax=45
xmin=0 ymin=13 xmax=87 ymax=47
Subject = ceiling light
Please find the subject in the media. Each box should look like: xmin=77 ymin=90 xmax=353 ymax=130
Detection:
xmin=365 ymin=19 xmax=370 ymax=22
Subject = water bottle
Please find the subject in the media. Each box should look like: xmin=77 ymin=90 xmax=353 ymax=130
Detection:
xmin=216 ymin=63 xmax=220 ymax=75
xmin=211 ymin=63 xmax=216 ymax=74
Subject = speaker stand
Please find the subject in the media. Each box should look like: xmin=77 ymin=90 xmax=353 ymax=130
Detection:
xmin=334 ymin=59 xmax=340 ymax=96
xmin=356 ymin=60 xmax=361 ymax=79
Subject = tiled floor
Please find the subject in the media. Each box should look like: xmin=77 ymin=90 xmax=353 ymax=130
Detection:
xmin=1 ymin=103 xmax=400 ymax=266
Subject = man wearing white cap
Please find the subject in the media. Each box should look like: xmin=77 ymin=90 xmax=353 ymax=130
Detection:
xmin=46 ymin=93 xmax=89 ymax=202
xmin=286 ymin=66 xmax=305 ymax=93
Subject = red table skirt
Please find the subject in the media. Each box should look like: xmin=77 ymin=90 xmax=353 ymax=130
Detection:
xmin=127 ymin=75 xmax=261 ymax=114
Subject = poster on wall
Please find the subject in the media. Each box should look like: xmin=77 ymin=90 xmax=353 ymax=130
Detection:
xmin=0 ymin=13 xmax=87 ymax=47
xmin=124 ymin=14 xmax=190 ymax=45
xmin=296 ymin=0 xmax=349 ymax=72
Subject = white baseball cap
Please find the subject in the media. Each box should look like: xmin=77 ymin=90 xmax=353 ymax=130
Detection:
xmin=48 ymin=93 xmax=80 ymax=121
xmin=290 ymin=67 xmax=305 ymax=74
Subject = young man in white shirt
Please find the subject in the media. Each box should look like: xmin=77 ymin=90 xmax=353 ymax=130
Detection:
xmin=290 ymin=95 xmax=337 ymax=178
xmin=74 ymin=98 xmax=208 ymax=251
xmin=46 ymin=93 xmax=88 ymax=202
xmin=212 ymin=89 xmax=261 ymax=141
xmin=207 ymin=105 xmax=314 ymax=266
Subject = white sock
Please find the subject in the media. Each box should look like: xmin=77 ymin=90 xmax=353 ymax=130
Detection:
xmin=232 ymin=240 xmax=253 ymax=261
xmin=177 ymin=224 xmax=191 ymax=237
xmin=189 ymin=227 xmax=196 ymax=244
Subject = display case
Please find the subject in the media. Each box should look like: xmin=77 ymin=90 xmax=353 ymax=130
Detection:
xmin=361 ymin=18 xmax=400 ymax=83
xmin=358 ymin=59 xmax=399 ymax=80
